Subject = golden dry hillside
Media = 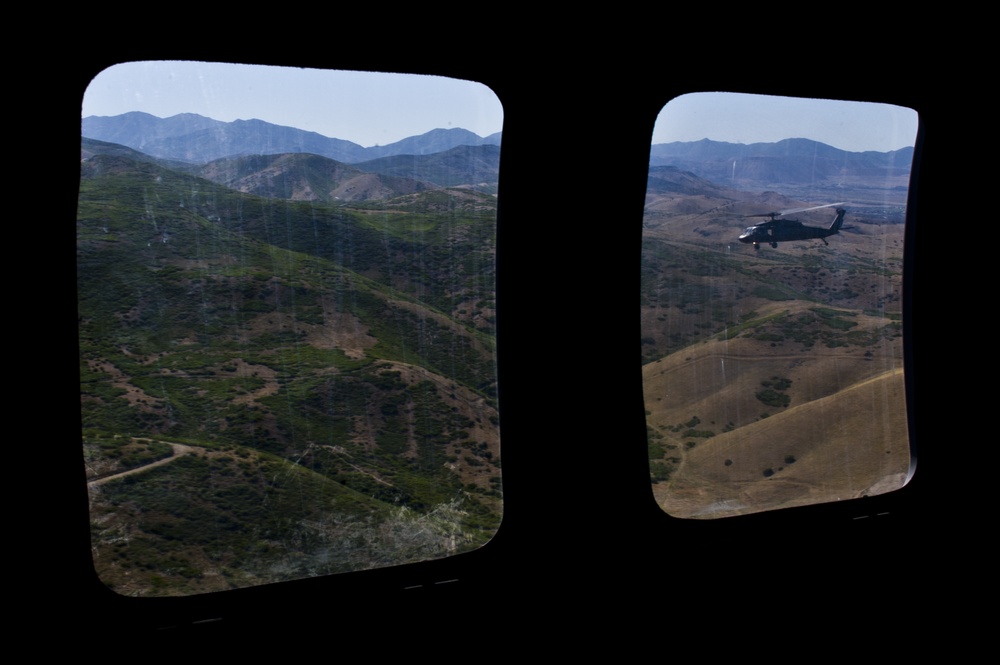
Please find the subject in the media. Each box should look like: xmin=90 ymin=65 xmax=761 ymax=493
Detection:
xmin=642 ymin=174 xmax=911 ymax=519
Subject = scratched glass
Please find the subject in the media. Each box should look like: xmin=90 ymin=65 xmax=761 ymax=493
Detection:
xmin=641 ymin=93 xmax=916 ymax=518
xmin=78 ymin=62 xmax=503 ymax=595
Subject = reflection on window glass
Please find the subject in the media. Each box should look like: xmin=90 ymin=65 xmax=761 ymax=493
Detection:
xmin=78 ymin=61 xmax=503 ymax=595
xmin=642 ymin=92 xmax=916 ymax=518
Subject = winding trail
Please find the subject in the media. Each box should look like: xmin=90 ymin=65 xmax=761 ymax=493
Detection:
xmin=87 ymin=442 xmax=196 ymax=487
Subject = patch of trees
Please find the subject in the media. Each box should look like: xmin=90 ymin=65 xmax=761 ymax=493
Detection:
xmin=756 ymin=376 xmax=792 ymax=408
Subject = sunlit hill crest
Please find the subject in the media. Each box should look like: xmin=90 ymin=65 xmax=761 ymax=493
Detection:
xmin=81 ymin=135 xmax=501 ymax=202
xmin=195 ymin=152 xmax=443 ymax=203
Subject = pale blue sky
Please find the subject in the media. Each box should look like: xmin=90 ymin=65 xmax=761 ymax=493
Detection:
xmin=83 ymin=61 xmax=505 ymax=148
xmin=82 ymin=62 xmax=918 ymax=153
xmin=652 ymin=92 xmax=918 ymax=152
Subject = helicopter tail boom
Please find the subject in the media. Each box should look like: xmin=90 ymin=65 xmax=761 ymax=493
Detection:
xmin=829 ymin=209 xmax=847 ymax=233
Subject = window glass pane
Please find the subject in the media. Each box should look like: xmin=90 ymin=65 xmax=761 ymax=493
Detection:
xmin=643 ymin=92 xmax=915 ymax=518
xmin=79 ymin=62 xmax=503 ymax=594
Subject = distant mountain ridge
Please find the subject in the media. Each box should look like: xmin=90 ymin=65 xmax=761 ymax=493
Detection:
xmin=82 ymin=112 xmax=502 ymax=164
xmin=82 ymin=136 xmax=502 ymax=200
xmin=650 ymin=137 xmax=913 ymax=187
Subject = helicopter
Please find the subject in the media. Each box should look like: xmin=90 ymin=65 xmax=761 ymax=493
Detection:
xmin=738 ymin=202 xmax=848 ymax=249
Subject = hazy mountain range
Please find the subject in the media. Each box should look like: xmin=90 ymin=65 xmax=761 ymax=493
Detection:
xmin=81 ymin=134 xmax=502 ymax=201
xmin=650 ymin=137 xmax=913 ymax=187
xmin=82 ymin=112 xmax=502 ymax=164
xmin=83 ymin=112 xmax=912 ymax=195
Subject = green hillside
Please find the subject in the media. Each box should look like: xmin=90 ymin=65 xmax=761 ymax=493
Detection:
xmin=78 ymin=152 xmax=501 ymax=596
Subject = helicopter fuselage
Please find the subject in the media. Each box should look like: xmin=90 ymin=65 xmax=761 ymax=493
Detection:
xmin=739 ymin=208 xmax=846 ymax=248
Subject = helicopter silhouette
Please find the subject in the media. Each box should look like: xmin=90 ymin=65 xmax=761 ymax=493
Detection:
xmin=738 ymin=202 xmax=848 ymax=249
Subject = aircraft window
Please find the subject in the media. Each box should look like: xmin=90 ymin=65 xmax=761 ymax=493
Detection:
xmin=642 ymin=92 xmax=917 ymax=518
xmin=78 ymin=61 xmax=503 ymax=595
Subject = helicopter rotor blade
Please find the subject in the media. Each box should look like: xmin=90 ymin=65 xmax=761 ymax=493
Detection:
xmin=744 ymin=202 xmax=846 ymax=220
xmin=778 ymin=202 xmax=847 ymax=215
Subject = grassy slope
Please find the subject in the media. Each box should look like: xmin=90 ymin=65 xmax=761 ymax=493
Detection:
xmin=77 ymin=153 xmax=501 ymax=595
